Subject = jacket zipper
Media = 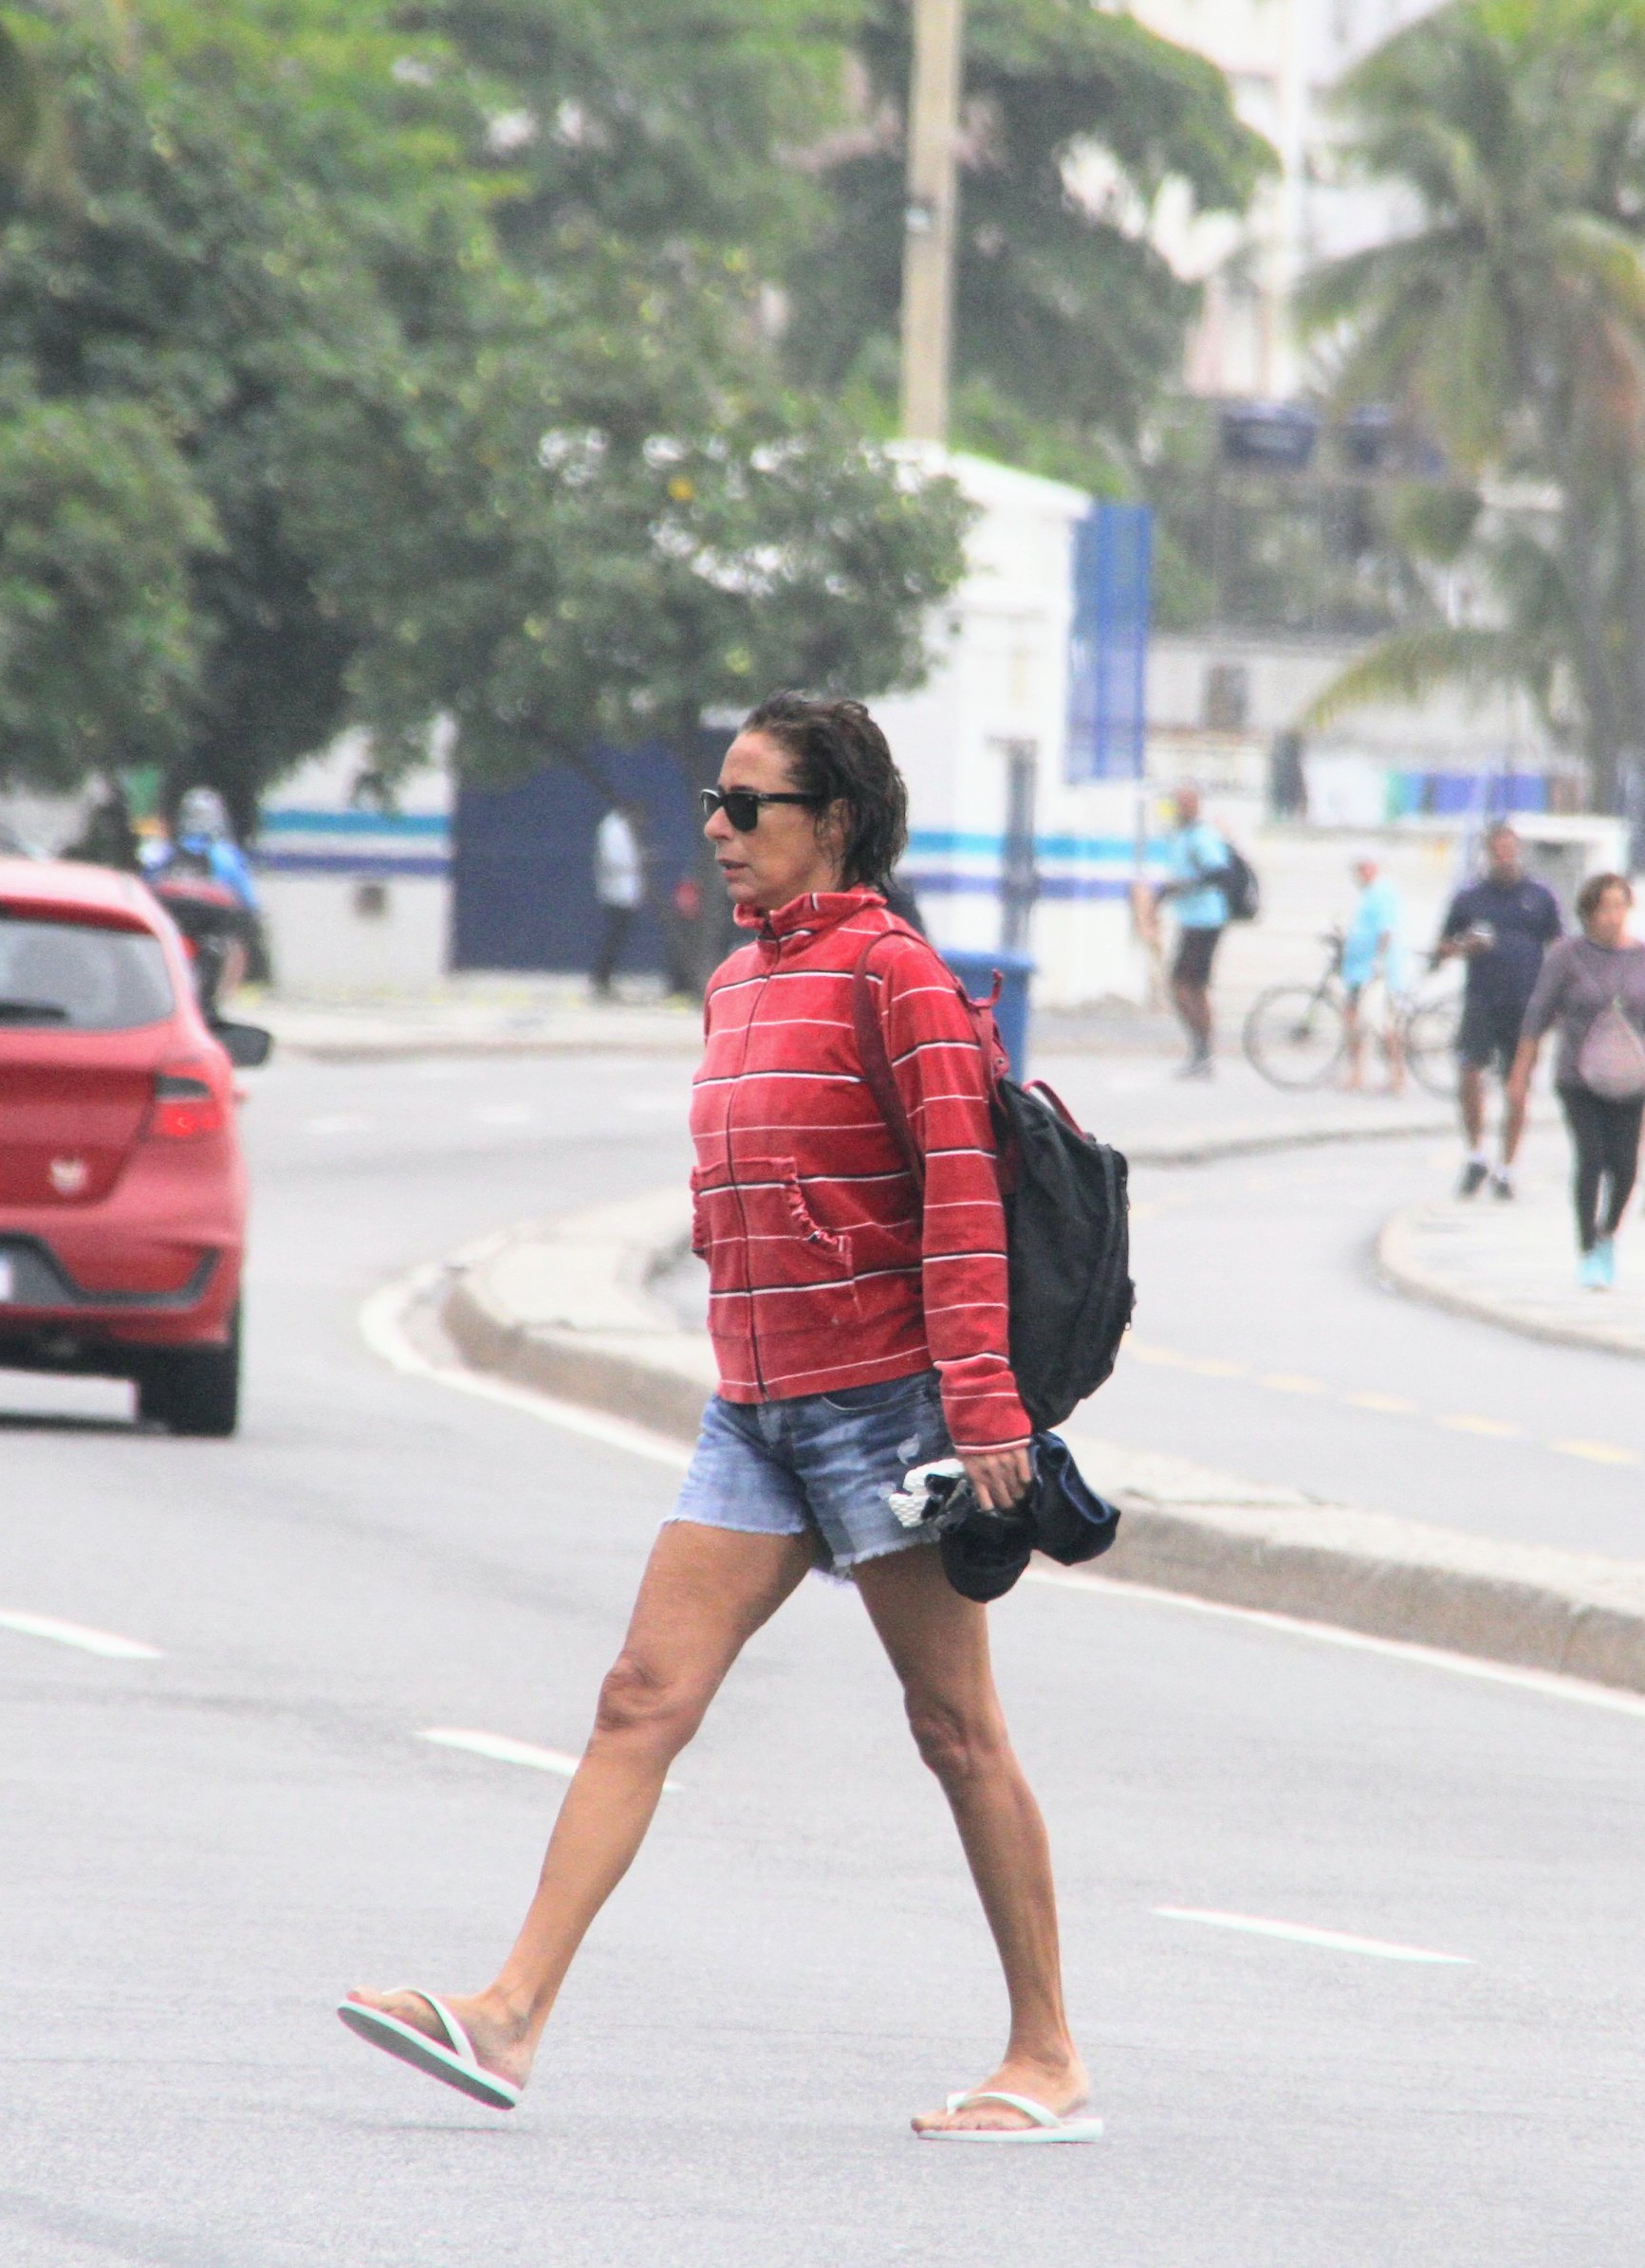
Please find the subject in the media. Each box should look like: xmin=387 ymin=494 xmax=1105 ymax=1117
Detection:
xmin=725 ymin=949 xmax=775 ymax=1397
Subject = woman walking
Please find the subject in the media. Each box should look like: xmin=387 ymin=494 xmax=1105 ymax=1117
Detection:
xmin=1506 ymin=873 xmax=1645 ymax=1288
xmin=340 ymin=692 xmax=1097 ymax=2141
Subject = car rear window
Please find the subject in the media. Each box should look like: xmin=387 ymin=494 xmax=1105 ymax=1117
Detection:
xmin=0 ymin=914 xmax=175 ymax=1031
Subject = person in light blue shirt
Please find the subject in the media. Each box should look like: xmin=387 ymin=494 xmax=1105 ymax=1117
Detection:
xmin=1341 ymin=850 xmax=1406 ymax=1092
xmin=1155 ymin=784 xmax=1228 ymax=1077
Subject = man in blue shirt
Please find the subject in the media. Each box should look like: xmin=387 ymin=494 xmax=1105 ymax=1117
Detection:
xmin=1155 ymin=784 xmax=1228 ymax=1078
xmin=1435 ymin=821 xmax=1562 ymax=1196
xmin=1341 ymin=850 xmax=1406 ymax=1092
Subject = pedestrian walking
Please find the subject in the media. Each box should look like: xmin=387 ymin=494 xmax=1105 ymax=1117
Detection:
xmin=1433 ymin=821 xmax=1561 ymax=1198
xmin=340 ymin=691 xmax=1099 ymax=2142
xmin=1341 ymin=849 xmax=1406 ymax=1093
xmin=591 ymin=799 xmax=645 ymax=996
xmin=1155 ymin=784 xmax=1228 ymax=1079
xmin=1506 ymin=873 xmax=1645 ymax=1288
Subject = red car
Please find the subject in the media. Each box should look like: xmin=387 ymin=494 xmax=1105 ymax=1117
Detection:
xmin=0 ymin=857 xmax=269 ymax=1434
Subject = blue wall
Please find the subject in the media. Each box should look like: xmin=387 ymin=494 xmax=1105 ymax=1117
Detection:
xmin=453 ymin=744 xmax=718 ymax=974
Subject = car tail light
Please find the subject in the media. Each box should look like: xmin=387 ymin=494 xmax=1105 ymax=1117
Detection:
xmin=149 ymin=1064 xmax=225 ymax=1140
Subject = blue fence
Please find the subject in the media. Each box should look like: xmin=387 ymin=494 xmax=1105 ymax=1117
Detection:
xmin=1066 ymin=502 xmax=1152 ymax=784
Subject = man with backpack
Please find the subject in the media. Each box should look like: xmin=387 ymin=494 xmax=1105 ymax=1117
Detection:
xmin=1155 ymin=784 xmax=1235 ymax=1078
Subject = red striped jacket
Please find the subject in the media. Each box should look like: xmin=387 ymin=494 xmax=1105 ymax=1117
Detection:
xmin=689 ymin=888 xmax=1030 ymax=1454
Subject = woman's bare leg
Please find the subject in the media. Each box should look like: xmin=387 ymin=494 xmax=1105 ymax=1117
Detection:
xmin=852 ymin=1544 xmax=1087 ymax=2134
xmin=346 ymin=1521 xmax=814 ymax=2088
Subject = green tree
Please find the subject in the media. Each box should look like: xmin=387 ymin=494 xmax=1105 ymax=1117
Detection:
xmin=0 ymin=0 xmax=969 ymax=836
xmin=1299 ymin=0 xmax=1645 ymax=814
xmin=0 ymin=390 xmax=216 ymax=786
xmin=786 ymin=0 xmax=1270 ymax=453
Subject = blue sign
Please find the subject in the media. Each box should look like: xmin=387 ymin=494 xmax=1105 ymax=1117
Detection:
xmin=1066 ymin=502 xmax=1152 ymax=783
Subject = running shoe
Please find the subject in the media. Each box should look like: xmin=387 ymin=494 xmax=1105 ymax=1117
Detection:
xmin=1579 ymin=1246 xmax=1610 ymax=1290
xmin=1489 ymin=1171 xmax=1515 ymax=1201
xmin=1457 ymin=1160 xmax=1489 ymax=1198
xmin=1596 ymin=1236 xmax=1617 ymax=1287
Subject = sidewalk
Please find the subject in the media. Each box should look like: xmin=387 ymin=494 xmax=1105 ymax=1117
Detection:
xmin=1380 ymin=1170 xmax=1645 ymax=1359
xmin=250 ymin=976 xmax=702 ymax=1060
xmin=1030 ymin=1050 xmax=1451 ymax=1165
xmin=434 ymin=1190 xmax=1645 ymax=1696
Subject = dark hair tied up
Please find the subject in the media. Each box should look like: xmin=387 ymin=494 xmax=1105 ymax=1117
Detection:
xmin=740 ymin=691 xmax=908 ymax=892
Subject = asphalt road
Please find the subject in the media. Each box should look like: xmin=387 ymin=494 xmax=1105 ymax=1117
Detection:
xmin=3 ymin=1051 xmax=1643 ymax=2267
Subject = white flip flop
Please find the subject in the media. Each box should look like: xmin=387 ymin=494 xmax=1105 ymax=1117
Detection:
xmin=337 ymin=1989 xmax=521 ymax=2112
xmin=917 ymin=2089 xmax=1103 ymax=2143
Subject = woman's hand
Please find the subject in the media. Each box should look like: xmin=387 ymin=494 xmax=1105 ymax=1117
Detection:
xmin=1505 ymin=1035 xmax=1538 ymax=1116
xmin=959 ymin=1446 xmax=1033 ymax=1512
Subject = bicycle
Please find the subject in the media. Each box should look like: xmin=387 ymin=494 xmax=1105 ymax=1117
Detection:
xmin=1243 ymin=931 xmax=1459 ymax=1096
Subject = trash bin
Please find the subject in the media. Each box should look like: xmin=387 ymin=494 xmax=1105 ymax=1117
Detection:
xmin=943 ymin=948 xmax=1034 ymax=1080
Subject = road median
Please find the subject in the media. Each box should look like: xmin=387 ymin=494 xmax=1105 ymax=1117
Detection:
xmin=440 ymin=1191 xmax=1645 ymax=1698
xmin=1378 ymin=1185 xmax=1645 ymax=1358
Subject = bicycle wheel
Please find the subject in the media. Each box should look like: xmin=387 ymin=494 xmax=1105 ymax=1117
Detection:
xmin=1243 ymin=984 xmax=1347 ymax=1090
xmin=1403 ymin=996 xmax=1460 ymax=1098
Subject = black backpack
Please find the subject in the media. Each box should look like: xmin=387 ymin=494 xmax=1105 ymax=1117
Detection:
xmin=1212 ymin=843 xmax=1260 ymax=923
xmin=852 ymin=933 xmax=1135 ymax=1431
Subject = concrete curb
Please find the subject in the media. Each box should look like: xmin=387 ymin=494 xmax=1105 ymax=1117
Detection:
xmin=440 ymin=1191 xmax=1645 ymax=1697
xmin=1378 ymin=1201 xmax=1645 ymax=1360
xmin=1126 ymin=1111 xmax=1451 ymax=1168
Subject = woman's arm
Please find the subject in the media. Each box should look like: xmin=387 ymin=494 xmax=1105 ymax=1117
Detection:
xmin=1506 ymin=940 xmax=1572 ymax=1107
xmin=1504 ymin=1033 xmax=1540 ymax=1112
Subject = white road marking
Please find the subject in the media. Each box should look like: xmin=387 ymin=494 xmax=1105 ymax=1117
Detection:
xmin=0 ymin=1610 xmax=162 ymax=1660
xmin=304 ymin=1113 xmax=373 ymax=1134
xmin=357 ymin=1265 xmax=693 ymax=1472
xmin=1024 ymin=1566 xmax=1645 ymax=1722
xmin=421 ymin=1726 xmax=680 ymax=1793
xmin=1440 ymin=1413 xmax=1524 ymax=1439
xmin=472 ymin=1103 xmax=532 ymax=1126
xmin=1154 ymin=1907 xmax=1470 ymax=1964
xmin=1258 ymin=1372 xmax=1328 ymax=1394
xmin=1345 ymin=1390 xmax=1421 ymax=1415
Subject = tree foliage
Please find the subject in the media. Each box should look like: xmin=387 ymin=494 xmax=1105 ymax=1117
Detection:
xmin=0 ymin=0 xmax=968 ymax=821
xmin=0 ymin=389 xmax=216 ymax=784
xmin=1300 ymin=0 xmax=1645 ymax=813
xmin=786 ymin=0 xmax=1270 ymax=448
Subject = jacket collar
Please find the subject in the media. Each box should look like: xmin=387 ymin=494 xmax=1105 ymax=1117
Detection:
xmin=736 ymin=888 xmax=885 ymax=954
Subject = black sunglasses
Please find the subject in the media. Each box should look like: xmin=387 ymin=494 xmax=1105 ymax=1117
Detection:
xmin=699 ymin=785 xmax=822 ymax=832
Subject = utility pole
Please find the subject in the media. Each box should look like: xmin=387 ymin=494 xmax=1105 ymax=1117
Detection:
xmin=898 ymin=0 xmax=964 ymax=445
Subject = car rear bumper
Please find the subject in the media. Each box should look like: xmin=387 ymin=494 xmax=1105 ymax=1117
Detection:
xmin=0 ymin=1228 xmax=240 ymax=1373
xmin=0 ymin=1232 xmax=219 ymax=1311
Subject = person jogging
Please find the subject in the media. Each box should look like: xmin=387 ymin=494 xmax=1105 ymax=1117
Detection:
xmin=1155 ymin=784 xmax=1228 ymax=1079
xmin=1506 ymin=873 xmax=1645 ymax=1288
xmin=1434 ymin=821 xmax=1561 ymax=1198
xmin=340 ymin=691 xmax=1099 ymax=2144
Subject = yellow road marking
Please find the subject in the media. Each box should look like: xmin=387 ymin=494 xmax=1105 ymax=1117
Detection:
xmin=1549 ymin=1439 xmax=1640 ymax=1466
xmin=1124 ymin=1354 xmax=1638 ymax=1470
xmin=1128 ymin=1341 xmax=1189 ymax=1367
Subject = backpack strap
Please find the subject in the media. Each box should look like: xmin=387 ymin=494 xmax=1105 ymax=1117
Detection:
xmin=852 ymin=931 xmax=926 ymax=1193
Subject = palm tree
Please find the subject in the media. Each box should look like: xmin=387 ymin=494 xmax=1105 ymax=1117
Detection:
xmin=1298 ymin=0 xmax=1645 ymax=816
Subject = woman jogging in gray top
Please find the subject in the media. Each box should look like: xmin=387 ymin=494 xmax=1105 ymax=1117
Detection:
xmin=1506 ymin=873 xmax=1645 ymax=1289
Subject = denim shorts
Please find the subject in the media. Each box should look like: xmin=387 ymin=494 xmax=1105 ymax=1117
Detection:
xmin=666 ymin=1368 xmax=952 ymax=1576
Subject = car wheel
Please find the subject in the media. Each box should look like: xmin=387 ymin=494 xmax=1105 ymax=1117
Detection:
xmin=136 ymin=1305 xmax=241 ymax=1437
